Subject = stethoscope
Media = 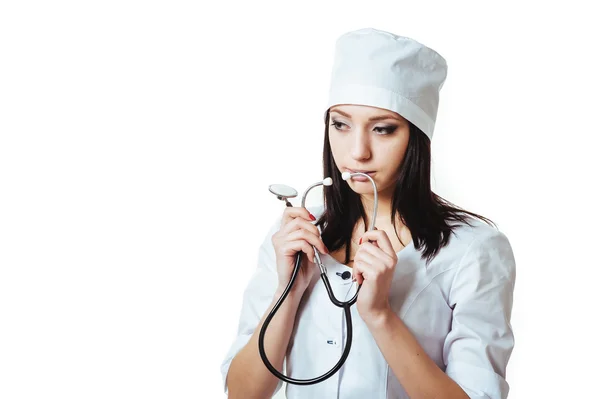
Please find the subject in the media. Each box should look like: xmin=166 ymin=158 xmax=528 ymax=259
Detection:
xmin=259 ymin=171 xmax=378 ymax=385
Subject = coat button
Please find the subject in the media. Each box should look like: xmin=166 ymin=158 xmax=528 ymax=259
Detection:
xmin=336 ymin=271 xmax=352 ymax=280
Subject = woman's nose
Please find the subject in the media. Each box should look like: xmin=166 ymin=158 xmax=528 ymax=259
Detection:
xmin=350 ymin=130 xmax=371 ymax=160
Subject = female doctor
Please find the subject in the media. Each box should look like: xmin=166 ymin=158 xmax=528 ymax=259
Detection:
xmin=221 ymin=28 xmax=516 ymax=399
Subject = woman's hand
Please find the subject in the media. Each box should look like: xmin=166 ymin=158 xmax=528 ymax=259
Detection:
xmin=352 ymin=228 xmax=398 ymax=325
xmin=271 ymin=207 xmax=328 ymax=298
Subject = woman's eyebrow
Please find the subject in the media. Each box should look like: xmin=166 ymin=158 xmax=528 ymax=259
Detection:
xmin=330 ymin=110 xmax=402 ymax=122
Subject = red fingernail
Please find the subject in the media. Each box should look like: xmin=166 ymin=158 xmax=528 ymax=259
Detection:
xmin=309 ymin=213 xmax=316 ymax=221
xmin=359 ymin=237 xmax=362 ymax=244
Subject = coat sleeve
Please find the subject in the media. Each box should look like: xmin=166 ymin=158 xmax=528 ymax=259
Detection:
xmin=220 ymin=214 xmax=284 ymax=397
xmin=443 ymin=229 xmax=517 ymax=399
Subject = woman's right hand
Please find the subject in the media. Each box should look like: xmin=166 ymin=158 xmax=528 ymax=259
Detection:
xmin=271 ymin=207 xmax=329 ymax=297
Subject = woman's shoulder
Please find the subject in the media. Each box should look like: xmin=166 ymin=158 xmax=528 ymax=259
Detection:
xmin=449 ymin=216 xmax=505 ymax=243
xmin=424 ymin=216 xmax=513 ymax=270
xmin=452 ymin=217 xmax=512 ymax=250
xmin=441 ymin=217 xmax=515 ymax=277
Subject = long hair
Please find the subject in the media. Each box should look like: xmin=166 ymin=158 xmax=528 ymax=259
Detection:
xmin=316 ymin=109 xmax=496 ymax=266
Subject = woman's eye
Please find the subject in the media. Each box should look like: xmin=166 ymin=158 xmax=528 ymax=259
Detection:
xmin=374 ymin=126 xmax=396 ymax=135
xmin=330 ymin=121 xmax=345 ymax=130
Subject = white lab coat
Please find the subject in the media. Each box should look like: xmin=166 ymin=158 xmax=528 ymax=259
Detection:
xmin=221 ymin=203 xmax=516 ymax=399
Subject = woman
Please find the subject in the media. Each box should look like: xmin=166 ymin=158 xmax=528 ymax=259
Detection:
xmin=221 ymin=27 xmax=516 ymax=399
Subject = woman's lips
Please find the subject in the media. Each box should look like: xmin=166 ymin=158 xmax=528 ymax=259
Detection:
xmin=351 ymin=174 xmax=373 ymax=182
xmin=345 ymin=170 xmax=375 ymax=182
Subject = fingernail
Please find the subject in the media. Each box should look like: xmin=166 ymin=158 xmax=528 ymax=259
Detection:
xmin=309 ymin=213 xmax=316 ymax=221
xmin=359 ymin=237 xmax=362 ymax=245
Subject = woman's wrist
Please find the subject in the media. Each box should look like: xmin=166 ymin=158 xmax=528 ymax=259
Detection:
xmin=363 ymin=306 xmax=395 ymax=329
xmin=274 ymin=286 xmax=305 ymax=304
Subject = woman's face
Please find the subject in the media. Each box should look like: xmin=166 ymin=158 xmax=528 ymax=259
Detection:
xmin=328 ymin=104 xmax=411 ymax=196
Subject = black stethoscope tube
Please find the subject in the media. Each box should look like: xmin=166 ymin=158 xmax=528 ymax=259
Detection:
xmin=261 ymin=173 xmax=374 ymax=385
xmin=258 ymin=247 xmax=362 ymax=385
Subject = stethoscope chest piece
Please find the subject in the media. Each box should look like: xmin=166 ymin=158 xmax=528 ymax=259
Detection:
xmin=268 ymin=184 xmax=297 ymax=200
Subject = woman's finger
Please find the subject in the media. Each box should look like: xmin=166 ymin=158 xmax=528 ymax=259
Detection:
xmin=281 ymin=206 xmax=317 ymax=228
xmin=352 ymin=262 xmax=364 ymax=284
xmin=280 ymin=215 xmax=320 ymax=238
xmin=359 ymin=229 xmax=395 ymax=258
xmin=357 ymin=242 xmax=395 ymax=269
xmin=355 ymin=244 xmax=388 ymax=273
xmin=281 ymin=239 xmax=314 ymax=261
xmin=286 ymin=228 xmax=328 ymax=256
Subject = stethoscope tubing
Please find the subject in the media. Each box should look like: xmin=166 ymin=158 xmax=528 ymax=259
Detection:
xmin=258 ymin=246 xmax=361 ymax=385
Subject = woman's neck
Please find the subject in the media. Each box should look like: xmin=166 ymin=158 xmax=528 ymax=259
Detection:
xmin=359 ymin=193 xmax=394 ymax=229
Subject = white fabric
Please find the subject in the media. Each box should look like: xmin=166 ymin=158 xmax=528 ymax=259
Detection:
xmin=221 ymin=203 xmax=516 ymax=398
xmin=324 ymin=27 xmax=448 ymax=140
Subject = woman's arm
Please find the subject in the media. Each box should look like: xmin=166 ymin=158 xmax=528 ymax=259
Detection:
xmin=363 ymin=229 xmax=516 ymax=399
xmin=226 ymin=289 xmax=302 ymax=399
xmin=355 ymin=228 xmax=516 ymax=399
xmin=367 ymin=310 xmax=469 ymax=399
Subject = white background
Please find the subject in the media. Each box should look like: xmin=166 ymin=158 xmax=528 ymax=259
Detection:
xmin=1 ymin=1 xmax=598 ymax=398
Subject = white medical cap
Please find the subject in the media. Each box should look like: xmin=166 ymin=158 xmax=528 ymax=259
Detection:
xmin=324 ymin=27 xmax=448 ymax=140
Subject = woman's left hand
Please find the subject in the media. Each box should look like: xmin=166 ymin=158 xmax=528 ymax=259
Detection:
xmin=352 ymin=228 xmax=398 ymax=325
